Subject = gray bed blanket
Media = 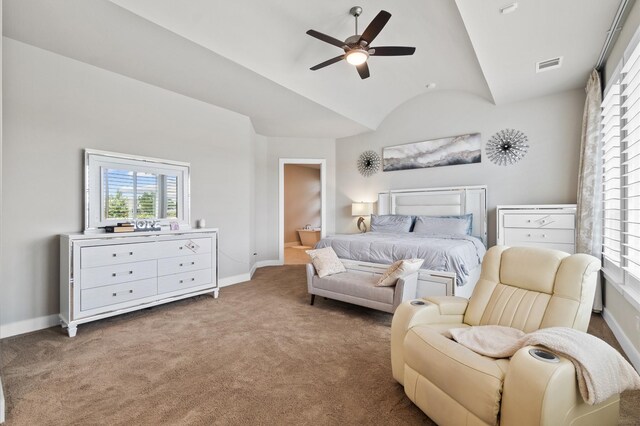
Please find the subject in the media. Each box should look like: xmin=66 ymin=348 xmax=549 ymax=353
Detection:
xmin=314 ymin=232 xmax=486 ymax=286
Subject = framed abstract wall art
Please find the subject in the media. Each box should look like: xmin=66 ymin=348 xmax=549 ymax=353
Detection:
xmin=382 ymin=133 xmax=481 ymax=171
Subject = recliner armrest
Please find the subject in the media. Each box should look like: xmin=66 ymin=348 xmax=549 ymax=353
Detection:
xmin=424 ymin=296 xmax=469 ymax=315
xmin=391 ymin=297 xmax=468 ymax=385
xmin=501 ymin=346 xmax=620 ymax=426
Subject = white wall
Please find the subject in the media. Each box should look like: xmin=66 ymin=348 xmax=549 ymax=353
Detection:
xmin=254 ymin=137 xmax=335 ymax=262
xmin=0 ymin=1 xmax=6 ymax=422
xmin=1 ymin=38 xmax=256 ymax=331
xmin=335 ymin=89 xmax=585 ymax=244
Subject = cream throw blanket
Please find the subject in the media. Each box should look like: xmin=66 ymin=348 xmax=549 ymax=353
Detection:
xmin=447 ymin=326 xmax=640 ymax=405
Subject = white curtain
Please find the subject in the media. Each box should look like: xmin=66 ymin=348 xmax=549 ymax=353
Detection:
xmin=576 ymin=69 xmax=603 ymax=312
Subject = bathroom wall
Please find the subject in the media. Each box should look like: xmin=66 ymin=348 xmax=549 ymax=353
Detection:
xmin=283 ymin=164 xmax=321 ymax=244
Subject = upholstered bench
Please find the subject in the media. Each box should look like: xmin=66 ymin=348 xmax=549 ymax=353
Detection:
xmin=306 ymin=261 xmax=418 ymax=313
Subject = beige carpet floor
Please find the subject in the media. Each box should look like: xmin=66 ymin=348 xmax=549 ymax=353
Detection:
xmin=1 ymin=265 xmax=639 ymax=425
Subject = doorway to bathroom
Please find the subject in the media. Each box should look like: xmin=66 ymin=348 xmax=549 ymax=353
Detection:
xmin=278 ymin=159 xmax=326 ymax=265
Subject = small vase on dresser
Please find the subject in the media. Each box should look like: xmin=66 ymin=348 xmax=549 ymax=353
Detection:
xmin=496 ymin=205 xmax=577 ymax=253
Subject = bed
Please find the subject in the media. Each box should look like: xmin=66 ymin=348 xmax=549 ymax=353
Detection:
xmin=316 ymin=186 xmax=487 ymax=298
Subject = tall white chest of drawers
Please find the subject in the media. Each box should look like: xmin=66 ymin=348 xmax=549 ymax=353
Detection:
xmin=496 ymin=205 xmax=577 ymax=253
xmin=60 ymin=229 xmax=218 ymax=337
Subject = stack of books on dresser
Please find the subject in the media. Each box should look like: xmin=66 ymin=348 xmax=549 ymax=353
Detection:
xmin=104 ymin=223 xmax=135 ymax=233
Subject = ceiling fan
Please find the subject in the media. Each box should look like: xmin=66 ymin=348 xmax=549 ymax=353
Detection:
xmin=306 ymin=6 xmax=416 ymax=80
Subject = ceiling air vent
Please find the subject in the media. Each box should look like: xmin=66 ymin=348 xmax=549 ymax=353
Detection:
xmin=536 ymin=57 xmax=563 ymax=73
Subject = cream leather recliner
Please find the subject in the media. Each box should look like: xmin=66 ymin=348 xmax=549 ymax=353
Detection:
xmin=391 ymin=246 xmax=619 ymax=426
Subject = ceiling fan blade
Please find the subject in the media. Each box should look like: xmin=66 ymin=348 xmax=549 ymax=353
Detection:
xmin=359 ymin=10 xmax=391 ymax=45
xmin=369 ymin=46 xmax=416 ymax=56
xmin=310 ymin=55 xmax=346 ymax=70
xmin=356 ymin=62 xmax=370 ymax=79
xmin=306 ymin=30 xmax=347 ymax=49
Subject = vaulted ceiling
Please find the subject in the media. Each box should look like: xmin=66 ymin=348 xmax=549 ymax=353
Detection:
xmin=3 ymin=0 xmax=621 ymax=138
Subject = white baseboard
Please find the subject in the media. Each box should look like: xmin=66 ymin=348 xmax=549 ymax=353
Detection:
xmin=254 ymin=260 xmax=282 ymax=268
xmin=218 ymin=273 xmax=252 ymax=288
xmin=0 ymin=377 xmax=5 ymax=424
xmin=0 ymin=314 xmax=59 ymax=339
xmin=602 ymin=307 xmax=640 ymax=372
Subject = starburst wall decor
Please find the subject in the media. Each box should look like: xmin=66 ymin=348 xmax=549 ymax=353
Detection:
xmin=357 ymin=150 xmax=381 ymax=177
xmin=486 ymin=129 xmax=529 ymax=166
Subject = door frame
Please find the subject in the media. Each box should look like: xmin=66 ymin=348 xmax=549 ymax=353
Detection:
xmin=278 ymin=158 xmax=326 ymax=264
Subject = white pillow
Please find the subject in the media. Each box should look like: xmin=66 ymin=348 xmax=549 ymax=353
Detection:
xmin=376 ymin=258 xmax=425 ymax=286
xmin=306 ymin=247 xmax=346 ymax=278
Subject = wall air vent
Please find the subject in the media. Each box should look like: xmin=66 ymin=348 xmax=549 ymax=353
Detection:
xmin=536 ymin=56 xmax=563 ymax=73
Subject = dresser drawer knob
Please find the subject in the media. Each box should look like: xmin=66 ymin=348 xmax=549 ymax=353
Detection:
xmin=527 ymin=234 xmax=531 ymax=237
xmin=179 ymin=246 xmax=183 ymax=250
xmin=179 ymin=280 xmax=184 ymax=284
xmin=527 ymin=219 xmax=531 ymax=223
xmin=191 ymin=261 xmax=195 ymax=265
xmin=191 ymin=278 xmax=195 ymax=282
xmin=542 ymin=234 xmax=546 ymax=238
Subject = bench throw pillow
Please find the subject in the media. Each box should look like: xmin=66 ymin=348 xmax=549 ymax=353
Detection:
xmin=306 ymin=247 xmax=346 ymax=278
xmin=377 ymin=258 xmax=425 ymax=286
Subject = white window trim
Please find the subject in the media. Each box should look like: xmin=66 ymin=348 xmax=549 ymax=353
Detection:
xmin=85 ymin=149 xmax=191 ymax=231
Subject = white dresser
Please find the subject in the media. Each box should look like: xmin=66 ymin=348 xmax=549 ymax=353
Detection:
xmin=496 ymin=205 xmax=577 ymax=253
xmin=60 ymin=229 xmax=218 ymax=337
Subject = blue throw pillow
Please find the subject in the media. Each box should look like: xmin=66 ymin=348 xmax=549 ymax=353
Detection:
xmin=413 ymin=214 xmax=473 ymax=236
xmin=370 ymin=214 xmax=413 ymax=233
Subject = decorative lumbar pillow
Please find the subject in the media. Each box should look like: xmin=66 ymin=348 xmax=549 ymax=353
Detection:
xmin=413 ymin=214 xmax=473 ymax=236
xmin=306 ymin=247 xmax=346 ymax=278
xmin=370 ymin=214 xmax=413 ymax=233
xmin=377 ymin=258 xmax=425 ymax=286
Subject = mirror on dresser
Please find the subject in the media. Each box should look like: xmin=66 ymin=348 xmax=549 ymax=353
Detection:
xmin=84 ymin=149 xmax=191 ymax=232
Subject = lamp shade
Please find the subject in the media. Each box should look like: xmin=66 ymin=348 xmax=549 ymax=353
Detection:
xmin=352 ymin=202 xmax=373 ymax=217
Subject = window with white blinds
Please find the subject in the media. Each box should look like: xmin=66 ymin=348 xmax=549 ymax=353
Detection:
xmin=602 ymin=34 xmax=640 ymax=292
xmin=621 ymin=42 xmax=640 ymax=287
xmin=602 ymin=82 xmax=621 ymax=268
xmin=86 ymin=150 xmax=190 ymax=230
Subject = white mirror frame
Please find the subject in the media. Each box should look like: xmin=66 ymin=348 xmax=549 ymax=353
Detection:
xmin=84 ymin=149 xmax=191 ymax=232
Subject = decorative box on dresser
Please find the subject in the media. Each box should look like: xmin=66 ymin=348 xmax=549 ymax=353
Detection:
xmin=60 ymin=229 xmax=218 ymax=337
xmin=496 ymin=205 xmax=577 ymax=253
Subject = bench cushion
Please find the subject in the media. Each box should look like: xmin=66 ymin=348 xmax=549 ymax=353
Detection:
xmin=313 ymin=271 xmax=394 ymax=304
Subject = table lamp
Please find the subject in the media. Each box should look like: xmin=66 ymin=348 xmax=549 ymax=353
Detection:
xmin=352 ymin=202 xmax=373 ymax=233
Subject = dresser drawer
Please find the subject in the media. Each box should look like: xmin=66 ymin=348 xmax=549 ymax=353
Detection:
xmin=81 ymin=242 xmax=157 ymax=268
xmin=501 ymin=240 xmax=575 ymax=254
xmin=504 ymin=228 xmax=575 ymax=244
xmin=80 ymin=260 xmax=157 ymax=290
xmin=80 ymin=278 xmax=157 ymax=311
xmin=158 ymin=253 xmax=212 ymax=276
xmin=158 ymin=269 xmax=213 ymax=295
xmin=156 ymin=237 xmax=212 ymax=259
xmin=503 ymin=213 xmax=575 ymax=229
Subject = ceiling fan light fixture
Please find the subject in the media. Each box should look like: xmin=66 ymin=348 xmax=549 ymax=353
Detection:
xmin=346 ymin=49 xmax=369 ymax=65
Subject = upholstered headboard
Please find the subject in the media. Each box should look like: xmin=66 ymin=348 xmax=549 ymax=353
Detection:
xmin=377 ymin=186 xmax=488 ymax=245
